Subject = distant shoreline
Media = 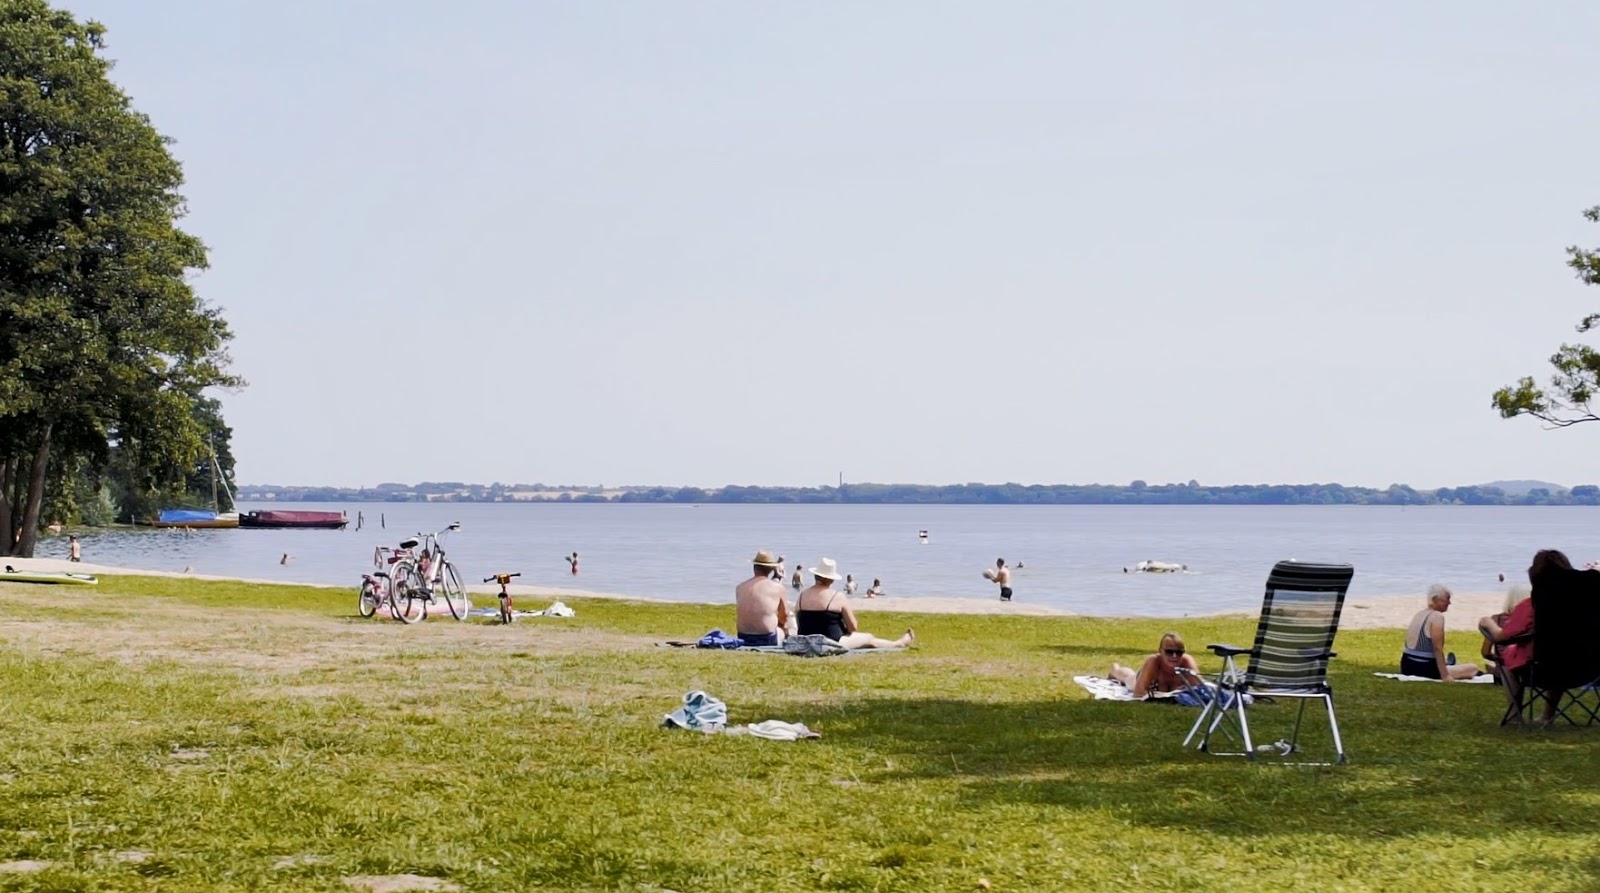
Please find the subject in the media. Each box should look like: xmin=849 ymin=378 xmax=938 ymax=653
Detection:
xmin=233 ymin=480 xmax=1591 ymax=506
xmin=1 ymin=556 xmax=1504 ymax=628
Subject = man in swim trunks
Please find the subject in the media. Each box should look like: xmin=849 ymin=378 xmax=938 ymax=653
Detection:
xmin=736 ymin=549 xmax=790 ymax=647
xmin=993 ymin=558 xmax=1013 ymax=601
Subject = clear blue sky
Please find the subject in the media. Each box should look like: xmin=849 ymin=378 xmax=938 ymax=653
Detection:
xmin=70 ymin=1 xmax=1600 ymax=488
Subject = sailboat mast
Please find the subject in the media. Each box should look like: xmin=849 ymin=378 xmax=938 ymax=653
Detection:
xmin=210 ymin=436 xmax=219 ymax=511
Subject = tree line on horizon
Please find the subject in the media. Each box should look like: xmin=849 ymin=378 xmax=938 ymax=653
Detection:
xmin=234 ymin=481 xmax=1600 ymax=506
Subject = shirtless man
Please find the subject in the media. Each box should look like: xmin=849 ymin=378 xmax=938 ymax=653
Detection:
xmin=993 ymin=558 xmax=1013 ymax=602
xmin=736 ymin=550 xmax=790 ymax=647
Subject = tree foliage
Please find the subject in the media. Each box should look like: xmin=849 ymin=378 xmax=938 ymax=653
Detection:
xmin=0 ymin=0 xmax=237 ymax=555
xmin=1492 ymin=205 xmax=1600 ymax=427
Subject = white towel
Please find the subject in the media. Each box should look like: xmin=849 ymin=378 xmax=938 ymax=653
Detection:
xmin=1073 ymin=675 xmax=1139 ymax=701
xmin=741 ymin=720 xmax=821 ymax=741
xmin=1373 ymin=672 xmax=1495 ymax=684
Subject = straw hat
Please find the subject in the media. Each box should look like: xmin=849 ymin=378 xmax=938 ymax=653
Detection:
xmin=751 ymin=549 xmax=779 ymax=567
xmin=809 ymin=557 xmax=842 ymax=581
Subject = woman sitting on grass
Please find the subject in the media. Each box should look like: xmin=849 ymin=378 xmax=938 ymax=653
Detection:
xmin=1109 ymin=632 xmax=1202 ymax=698
xmin=796 ymin=558 xmax=914 ymax=650
xmin=1399 ymin=584 xmax=1480 ymax=681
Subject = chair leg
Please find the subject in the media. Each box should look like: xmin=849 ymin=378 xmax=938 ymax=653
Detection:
xmin=1287 ymin=697 xmax=1308 ymax=751
xmin=1233 ymin=692 xmax=1254 ymax=756
xmin=1324 ymin=695 xmax=1346 ymax=764
xmin=1184 ymin=697 xmax=1216 ymax=749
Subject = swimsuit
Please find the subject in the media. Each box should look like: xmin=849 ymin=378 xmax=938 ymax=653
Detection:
xmin=797 ymin=593 xmax=848 ymax=641
xmin=738 ymin=631 xmax=778 ymax=647
xmin=1399 ymin=610 xmax=1442 ymax=678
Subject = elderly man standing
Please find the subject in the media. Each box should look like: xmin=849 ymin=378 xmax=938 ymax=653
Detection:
xmin=736 ymin=550 xmax=790 ymax=647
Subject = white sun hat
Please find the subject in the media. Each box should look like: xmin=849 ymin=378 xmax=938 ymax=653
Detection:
xmin=809 ymin=557 xmax=843 ymax=581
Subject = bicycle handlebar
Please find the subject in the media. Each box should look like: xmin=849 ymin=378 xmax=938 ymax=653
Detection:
xmin=483 ymin=572 xmax=522 ymax=584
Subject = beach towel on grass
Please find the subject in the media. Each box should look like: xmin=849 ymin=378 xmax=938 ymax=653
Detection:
xmin=1071 ymin=675 xmax=1228 ymax=707
xmin=742 ymin=635 xmax=908 ymax=658
xmin=1373 ymin=672 xmax=1496 ymax=684
xmin=1074 ymin=675 xmax=1139 ymax=701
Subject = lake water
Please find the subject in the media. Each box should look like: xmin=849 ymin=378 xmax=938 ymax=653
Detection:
xmin=33 ymin=503 xmax=1596 ymax=616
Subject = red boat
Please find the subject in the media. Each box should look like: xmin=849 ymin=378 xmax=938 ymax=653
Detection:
xmin=239 ymin=510 xmax=348 ymax=530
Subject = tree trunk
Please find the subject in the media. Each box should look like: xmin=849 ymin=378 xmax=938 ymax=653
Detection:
xmin=0 ymin=457 xmax=12 ymax=554
xmin=10 ymin=457 xmax=25 ymax=537
xmin=13 ymin=423 xmax=53 ymax=558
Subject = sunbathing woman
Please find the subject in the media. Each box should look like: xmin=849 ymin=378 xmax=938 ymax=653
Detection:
xmin=1109 ymin=632 xmax=1203 ymax=698
xmin=796 ymin=558 xmax=913 ymax=650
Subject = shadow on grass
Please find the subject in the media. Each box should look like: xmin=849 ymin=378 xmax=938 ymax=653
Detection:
xmin=751 ymin=657 xmax=1600 ymax=842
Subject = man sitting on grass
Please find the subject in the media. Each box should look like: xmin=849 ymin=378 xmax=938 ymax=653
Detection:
xmin=736 ymin=550 xmax=789 ymax=647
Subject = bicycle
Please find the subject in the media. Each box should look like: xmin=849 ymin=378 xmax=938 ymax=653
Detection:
xmin=484 ymin=572 xmax=521 ymax=624
xmin=358 ymin=544 xmax=413 ymax=619
xmin=390 ymin=522 xmax=469 ymax=623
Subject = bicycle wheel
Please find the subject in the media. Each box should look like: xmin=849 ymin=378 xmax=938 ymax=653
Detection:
xmin=390 ymin=562 xmax=427 ymax=624
xmin=441 ymin=562 xmax=470 ymax=620
xmin=357 ymin=578 xmax=381 ymax=618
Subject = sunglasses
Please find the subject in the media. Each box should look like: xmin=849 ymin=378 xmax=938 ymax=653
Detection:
xmin=1163 ymin=649 xmax=1185 ymax=658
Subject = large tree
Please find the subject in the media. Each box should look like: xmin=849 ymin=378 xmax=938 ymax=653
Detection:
xmin=1492 ymin=205 xmax=1600 ymax=427
xmin=0 ymin=0 xmax=237 ymax=556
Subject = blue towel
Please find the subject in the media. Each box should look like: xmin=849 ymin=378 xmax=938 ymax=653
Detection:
xmin=663 ymin=690 xmax=728 ymax=731
xmin=696 ymin=629 xmax=742 ymax=649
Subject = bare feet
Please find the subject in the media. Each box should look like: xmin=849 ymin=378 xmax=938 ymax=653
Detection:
xmin=898 ymin=628 xmax=915 ymax=648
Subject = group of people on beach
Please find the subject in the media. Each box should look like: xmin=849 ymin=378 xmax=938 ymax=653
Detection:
xmin=762 ymin=553 xmax=884 ymax=599
xmin=735 ymin=550 xmax=913 ymax=650
xmin=1411 ymin=548 xmax=1593 ymax=725
xmin=1103 ymin=548 xmax=1593 ymax=727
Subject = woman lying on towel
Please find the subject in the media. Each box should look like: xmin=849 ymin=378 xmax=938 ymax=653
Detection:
xmin=796 ymin=558 xmax=914 ymax=650
xmin=1109 ymin=632 xmax=1202 ymax=698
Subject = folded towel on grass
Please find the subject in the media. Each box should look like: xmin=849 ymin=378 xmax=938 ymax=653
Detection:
xmin=1373 ymin=672 xmax=1496 ymax=684
xmin=1073 ymin=675 xmax=1139 ymax=701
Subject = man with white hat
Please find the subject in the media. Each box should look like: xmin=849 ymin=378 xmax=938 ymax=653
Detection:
xmin=736 ymin=549 xmax=790 ymax=647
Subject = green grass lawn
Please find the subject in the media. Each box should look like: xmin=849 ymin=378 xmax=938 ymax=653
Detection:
xmin=0 ymin=576 xmax=1595 ymax=892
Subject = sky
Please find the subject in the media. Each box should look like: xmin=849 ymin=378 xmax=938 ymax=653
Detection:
xmin=66 ymin=1 xmax=1600 ymax=489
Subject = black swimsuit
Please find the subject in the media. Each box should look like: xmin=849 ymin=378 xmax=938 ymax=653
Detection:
xmin=797 ymin=593 xmax=849 ymax=641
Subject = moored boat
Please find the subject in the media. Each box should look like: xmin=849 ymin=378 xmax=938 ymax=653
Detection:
xmin=1 ymin=567 xmax=98 ymax=585
xmin=150 ymin=509 xmax=240 ymax=529
xmin=239 ymin=510 xmax=348 ymax=530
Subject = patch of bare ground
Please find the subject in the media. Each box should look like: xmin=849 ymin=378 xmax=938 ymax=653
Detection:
xmin=0 ymin=860 xmax=55 ymax=873
xmin=0 ymin=590 xmax=655 ymax=708
xmin=1 ymin=592 xmax=645 ymax=660
xmin=344 ymin=874 xmax=460 ymax=892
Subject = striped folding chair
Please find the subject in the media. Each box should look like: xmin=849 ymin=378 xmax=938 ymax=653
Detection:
xmin=1182 ymin=561 xmax=1355 ymax=765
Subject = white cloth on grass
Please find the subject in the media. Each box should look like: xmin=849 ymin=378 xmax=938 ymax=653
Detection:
xmin=1373 ymin=672 xmax=1495 ymax=684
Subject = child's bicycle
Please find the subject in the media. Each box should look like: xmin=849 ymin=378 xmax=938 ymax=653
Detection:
xmin=359 ymin=544 xmax=414 ymax=619
xmin=483 ymin=572 xmax=521 ymax=624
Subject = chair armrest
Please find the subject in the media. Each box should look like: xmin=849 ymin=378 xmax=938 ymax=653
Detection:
xmin=1207 ymin=643 xmax=1250 ymax=656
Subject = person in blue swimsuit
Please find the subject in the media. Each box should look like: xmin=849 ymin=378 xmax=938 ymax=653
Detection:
xmin=795 ymin=558 xmax=914 ymax=650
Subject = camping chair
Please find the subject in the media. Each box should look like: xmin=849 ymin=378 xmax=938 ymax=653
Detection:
xmin=1182 ymin=560 xmax=1355 ymax=765
xmin=1511 ymin=568 xmax=1600 ymax=727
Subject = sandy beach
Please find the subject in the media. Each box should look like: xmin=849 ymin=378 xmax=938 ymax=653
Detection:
xmin=0 ymin=556 xmax=1510 ymax=628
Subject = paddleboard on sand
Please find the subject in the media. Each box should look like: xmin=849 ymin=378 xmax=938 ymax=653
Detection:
xmin=0 ymin=568 xmax=99 ymax=586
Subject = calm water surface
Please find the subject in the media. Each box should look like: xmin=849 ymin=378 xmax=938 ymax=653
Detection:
xmin=36 ymin=503 xmax=1598 ymax=616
